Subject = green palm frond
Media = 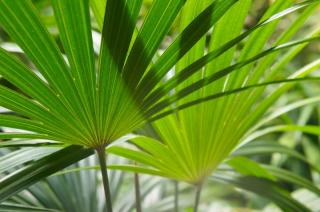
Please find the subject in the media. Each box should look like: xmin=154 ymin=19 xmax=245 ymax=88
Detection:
xmin=1 ymin=0 xmax=320 ymax=210
xmin=0 ymin=0 xmax=241 ymax=206
xmin=108 ymin=0 xmax=320 ymax=184
xmin=0 ymin=0 xmax=240 ymax=147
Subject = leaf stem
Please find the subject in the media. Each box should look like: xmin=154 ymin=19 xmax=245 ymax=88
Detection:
xmin=96 ymin=147 xmax=113 ymax=212
xmin=194 ymin=183 xmax=203 ymax=212
xmin=134 ymin=172 xmax=142 ymax=212
xmin=174 ymin=180 xmax=179 ymax=212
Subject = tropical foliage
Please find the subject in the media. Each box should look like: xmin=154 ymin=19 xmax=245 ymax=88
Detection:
xmin=0 ymin=0 xmax=320 ymax=211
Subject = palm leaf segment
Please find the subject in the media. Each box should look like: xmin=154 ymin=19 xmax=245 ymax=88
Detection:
xmin=0 ymin=0 xmax=238 ymax=148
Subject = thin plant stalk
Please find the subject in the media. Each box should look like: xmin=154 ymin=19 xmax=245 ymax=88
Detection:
xmin=194 ymin=183 xmax=203 ymax=212
xmin=96 ymin=147 xmax=113 ymax=212
xmin=174 ymin=180 xmax=179 ymax=212
xmin=134 ymin=172 xmax=142 ymax=212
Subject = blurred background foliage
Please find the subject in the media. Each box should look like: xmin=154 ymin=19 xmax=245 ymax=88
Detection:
xmin=1 ymin=0 xmax=320 ymax=211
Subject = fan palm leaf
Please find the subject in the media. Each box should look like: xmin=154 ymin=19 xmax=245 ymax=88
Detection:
xmin=110 ymin=0 xmax=320 ymax=179
xmin=0 ymin=0 xmax=243 ymax=207
xmin=107 ymin=2 xmax=320 ymax=210
xmin=0 ymin=0 xmax=239 ymax=147
xmin=0 ymin=0 xmax=320 ymax=210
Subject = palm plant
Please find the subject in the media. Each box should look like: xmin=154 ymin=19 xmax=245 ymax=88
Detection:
xmin=0 ymin=0 xmax=320 ymax=211
xmin=107 ymin=0 xmax=320 ymax=210
xmin=0 ymin=0 xmax=244 ymax=208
